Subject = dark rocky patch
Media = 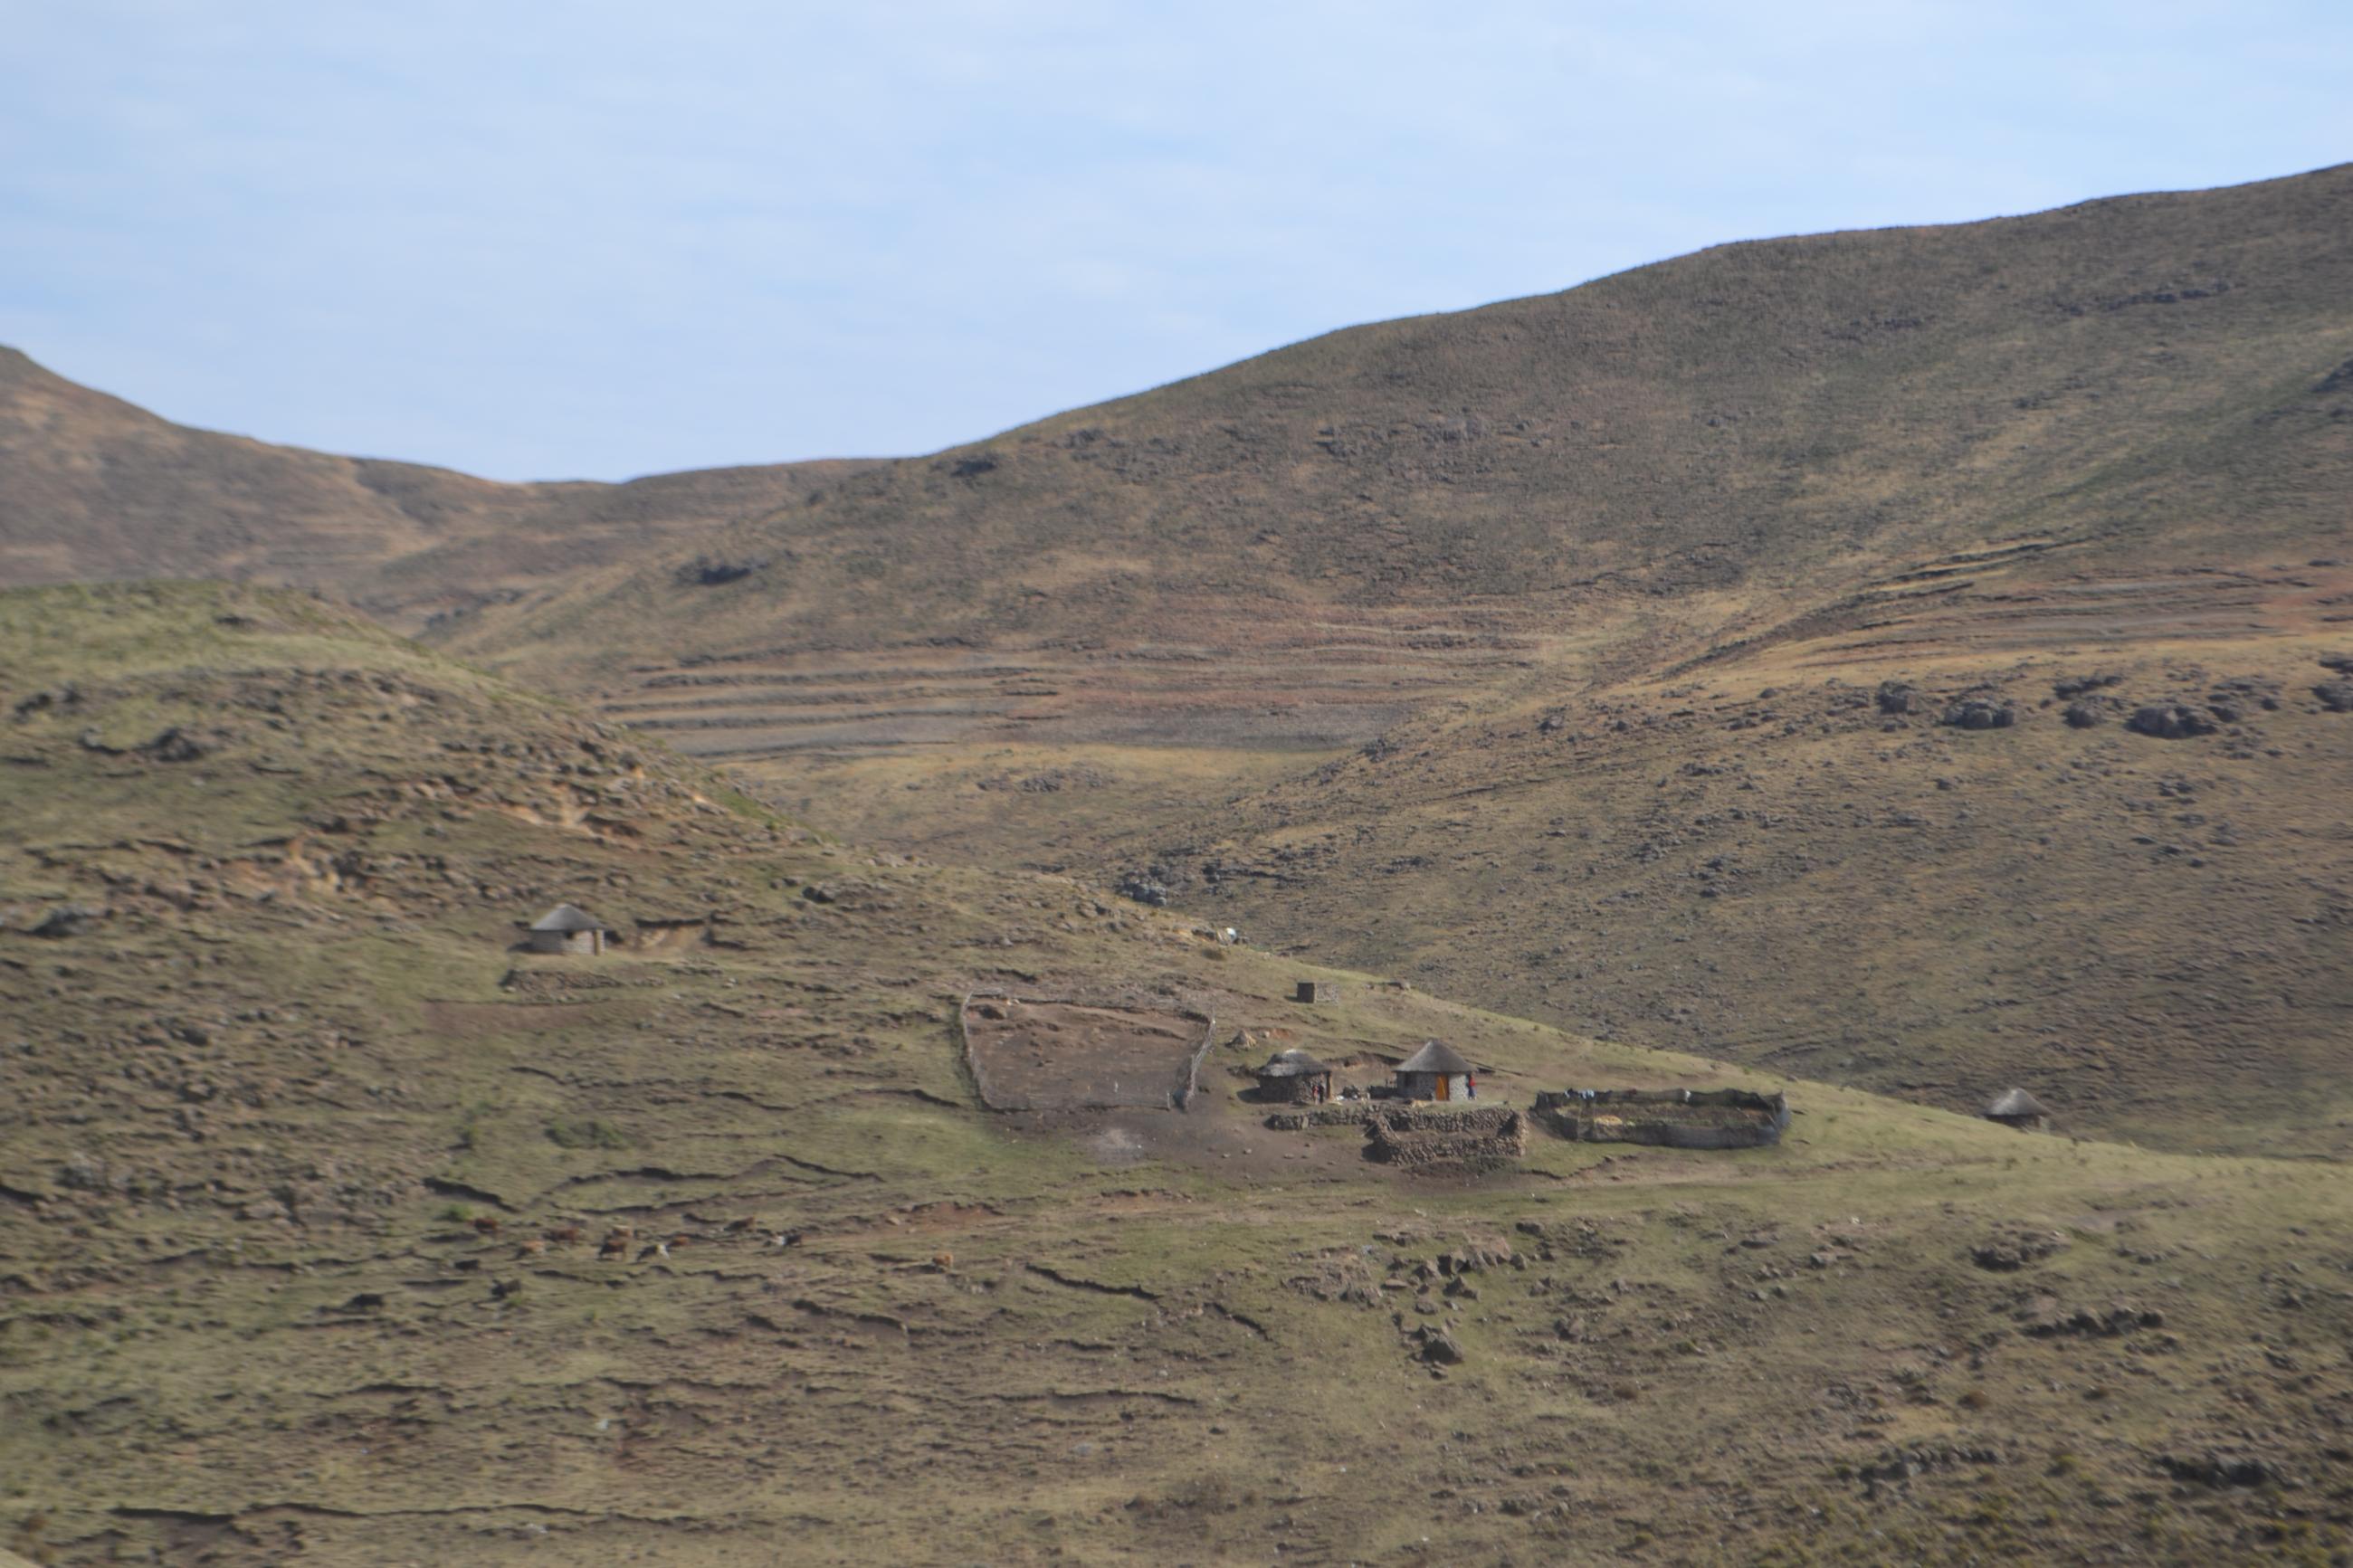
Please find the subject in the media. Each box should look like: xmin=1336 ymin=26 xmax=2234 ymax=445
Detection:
xmin=1940 ymin=698 xmax=2017 ymax=731
xmin=2127 ymin=704 xmax=2216 ymax=739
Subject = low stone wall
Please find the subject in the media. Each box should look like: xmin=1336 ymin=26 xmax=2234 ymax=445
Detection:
xmin=1365 ymin=1107 xmax=1527 ymax=1173
xmin=1263 ymin=1103 xmax=1378 ymax=1131
xmin=1533 ymin=1088 xmax=1788 ymax=1149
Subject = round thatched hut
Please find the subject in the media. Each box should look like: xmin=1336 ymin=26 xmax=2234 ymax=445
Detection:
xmin=1393 ymin=1040 xmax=1476 ymax=1102
xmin=1255 ymin=1049 xmax=1333 ymax=1105
xmin=1983 ymin=1087 xmax=2051 ymax=1131
xmin=525 ymin=904 xmax=610 ymax=955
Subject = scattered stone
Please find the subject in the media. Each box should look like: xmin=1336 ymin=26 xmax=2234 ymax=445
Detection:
xmin=1115 ymin=872 xmax=1169 ymax=908
xmin=2314 ymin=681 xmax=2353 ymax=713
xmin=2160 ymin=1450 xmax=2291 ymax=1489
xmin=1974 ymin=1230 xmax=2069 ymax=1271
xmin=2018 ymin=1296 xmax=2162 ymax=1336
xmin=1414 ymin=1326 xmax=1464 ymax=1364
xmin=1876 ymin=681 xmax=1923 ymax=716
xmin=674 ymin=556 xmax=768 ymax=586
xmin=2062 ymin=698 xmax=2110 ymax=728
xmin=2127 ymin=704 xmax=2216 ymax=739
xmin=57 ymin=1153 xmax=107 ymax=1191
xmin=28 ymin=903 xmax=106 ymax=938
xmin=1940 ymin=698 xmax=2017 ymax=731
xmin=1860 ymin=1443 xmax=2005 ymax=1491
xmin=10 ymin=684 xmax=80 ymax=718
xmin=2053 ymin=673 xmax=2123 ymax=699
xmin=140 ymin=727 xmax=211 ymax=763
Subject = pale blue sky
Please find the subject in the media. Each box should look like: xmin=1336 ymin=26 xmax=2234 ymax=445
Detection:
xmin=3 ymin=1 xmax=2347 ymax=480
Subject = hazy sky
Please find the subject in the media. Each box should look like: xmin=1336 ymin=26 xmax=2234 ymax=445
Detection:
xmin=3 ymin=2 xmax=2347 ymax=481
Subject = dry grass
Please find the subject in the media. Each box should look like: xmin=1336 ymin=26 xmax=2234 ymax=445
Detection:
xmin=3 ymin=584 xmax=2352 ymax=1565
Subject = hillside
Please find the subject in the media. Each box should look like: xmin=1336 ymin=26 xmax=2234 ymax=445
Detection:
xmin=0 ymin=347 xmax=874 ymax=631
xmin=452 ymin=161 xmax=2350 ymax=705
xmin=8 ymin=583 xmax=2353 ymax=1564
xmin=420 ymin=163 xmax=2353 ymax=1153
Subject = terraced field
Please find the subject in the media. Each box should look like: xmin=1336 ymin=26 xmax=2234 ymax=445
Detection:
xmin=594 ymin=608 xmax=1555 ymax=761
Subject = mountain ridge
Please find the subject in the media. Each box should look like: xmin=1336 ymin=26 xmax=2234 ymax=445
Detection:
xmin=0 ymin=345 xmax=880 ymax=631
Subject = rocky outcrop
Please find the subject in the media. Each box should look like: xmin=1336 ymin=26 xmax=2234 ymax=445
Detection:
xmin=1971 ymin=1229 xmax=2069 ymax=1270
xmin=1940 ymin=697 xmax=2017 ymax=731
xmin=2127 ymin=703 xmax=2216 ymax=739
xmin=1876 ymin=681 xmax=1924 ymax=716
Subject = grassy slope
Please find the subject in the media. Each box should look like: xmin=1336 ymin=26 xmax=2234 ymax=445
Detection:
xmin=0 ymin=349 xmax=874 ymax=632
xmin=432 ymin=164 xmax=2353 ymax=1154
xmin=452 ymin=161 xmax=2351 ymax=674
xmin=4 ymin=584 xmax=2353 ymax=1565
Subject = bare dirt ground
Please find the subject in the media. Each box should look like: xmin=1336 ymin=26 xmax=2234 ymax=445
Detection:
xmin=961 ymin=995 xmax=1211 ymax=1110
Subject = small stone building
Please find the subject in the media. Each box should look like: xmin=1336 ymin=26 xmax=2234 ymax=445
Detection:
xmin=1295 ymin=980 xmax=1338 ymax=1003
xmin=1983 ymin=1087 xmax=2050 ymax=1131
xmin=1256 ymin=1049 xmax=1334 ymax=1105
xmin=525 ymin=904 xmax=610 ymax=955
xmin=1393 ymin=1040 xmax=1477 ymax=1102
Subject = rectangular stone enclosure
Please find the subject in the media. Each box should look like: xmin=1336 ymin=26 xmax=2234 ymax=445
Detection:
xmin=960 ymin=994 xmax=1216 ymax=1111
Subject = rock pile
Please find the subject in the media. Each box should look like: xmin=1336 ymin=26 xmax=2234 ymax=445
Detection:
xmin=1364 ymin=1107 xmax=1526 ymax=1172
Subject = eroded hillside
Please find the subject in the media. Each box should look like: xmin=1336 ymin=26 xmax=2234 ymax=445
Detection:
xmin=5 ymin=584 xmax=2353 ymax=1564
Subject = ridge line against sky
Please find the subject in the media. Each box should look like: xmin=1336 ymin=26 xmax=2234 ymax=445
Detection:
xmin=3 ymin=0 xmax=2348 ymax=483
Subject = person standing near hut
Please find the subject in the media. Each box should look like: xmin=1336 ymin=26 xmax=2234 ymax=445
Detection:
xmin=1255 ymin=1049 xmax=1334 ymax=1105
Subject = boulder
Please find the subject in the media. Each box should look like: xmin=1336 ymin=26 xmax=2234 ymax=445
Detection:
xmin=29 ymin=903 xmax=106 ymax=938
xmin=1972 ymin=1229 xmax=2068 ymax=1271
xmin=674 ymin=556 xmax=768 ymax=586
xmin=140 ymin=727 xmax=210 ymax=763
xmin=2315 ymin=681 xmax=2353 ymax=713
xmin=1115 ymin=872 xmax=1170 ymax=908
xmin=2160 ymin=1450 xmax=2291 ymax=1489
xmin=1940 ymin=698 xmax=2017 ymax=731
xmin=2127 ymin=704 xmax=2216 ymax=739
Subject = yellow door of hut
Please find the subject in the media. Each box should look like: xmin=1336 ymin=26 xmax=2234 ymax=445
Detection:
xmin=1434 ymin=1075 xmax=1451 ymax=1102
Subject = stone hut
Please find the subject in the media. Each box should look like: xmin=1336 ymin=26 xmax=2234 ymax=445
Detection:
xmin=1393 ymin=1040 xmax=1477 ymax=1103
xmin=1294 ymin=980 xmax=1338 ymax=1003
xmin=1983 ymin=1087 xmax=2051 ymax=1131
xmin=525 ymin=904 xmax=610 ymax=955
xmin=1256 ymin=1049 xmax=1334 ymax=1105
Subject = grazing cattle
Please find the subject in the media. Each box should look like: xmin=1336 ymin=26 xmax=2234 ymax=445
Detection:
xmin=546 ymin=1224 xmax=584 ymax=1244
xmin=637 ymin=1240 xmax=671 ymax=1262
xmin=932 ymin=1251 xmax=954 ymax=1273
xmin=517 ymin=1239 xmax=546 ymax=1257
xmin=599 ymin=1231 xmax=629 ymax=1259
xmin=768 ymin=1231 xmax=802 ymax=1250
xmin=724 ymin=1217 xmax=756 ymax=1234
xmin=470 ymin=1215 xmax=500 ymax=1235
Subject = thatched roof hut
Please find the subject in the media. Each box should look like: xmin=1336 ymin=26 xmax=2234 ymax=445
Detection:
xmin=525 ymin=903 xmax=610 ymax=955
xmin=1256 ymin=1049 xmax=1333 ymax=1105
xmin=1393 ymin=1040 xmax=1477 ymax=1102
xmin=1983 ymin=1087 xmax=2050 ymax=1129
